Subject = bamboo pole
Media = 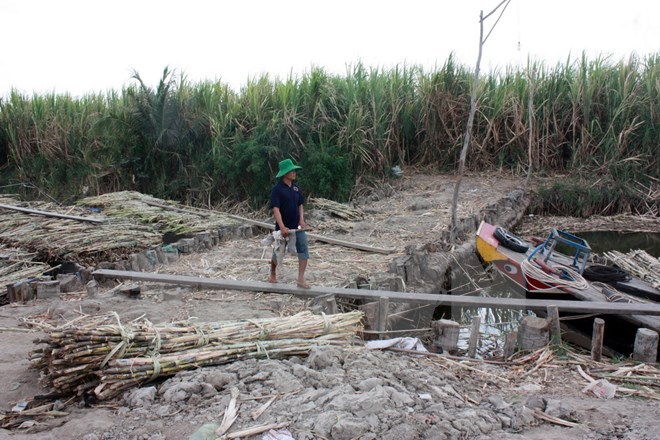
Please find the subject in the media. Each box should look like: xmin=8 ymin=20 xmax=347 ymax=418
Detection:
xmin=0 ymin=203 xmax=105 ymax=223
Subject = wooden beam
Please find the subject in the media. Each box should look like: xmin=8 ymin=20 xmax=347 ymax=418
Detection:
xmin=0 ymin=203 xmax=105 ymax=223
xmin=227 ymin=214 xmax=396 ymax=254
xmin=92 ymin=269 xmax=660 ymax=317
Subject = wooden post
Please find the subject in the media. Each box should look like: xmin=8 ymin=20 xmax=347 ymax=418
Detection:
xmin=313 ymin=293 xmax=337 ymax=315
xmin=591 ymin=318 xmax=605 ymax=362
xmin=518 ymin=316 xmax=549 ymax=350
xmin=504 ymin=330 xmax=518 ymax=359
xmin=633 ymin=328 xmax=659 ymax=363
xmin=129 ymin=254 xmax=140 ymax=272
xmin=546 ymin=306 xmax=561 ymax=345
xmin=468 ymin=316 xmax=481 ymax=358
xmin=7 ymin=283 xmax=18 ymax=303
xmin=358 ymin=301 xmax=378 ymax=339
xmin=378 ymin=296 xmax=389 ymax=340
xmin=37 ymin=280 xmax=60 ymax=300
xmin=430 ymin=319 xmax=460 ymax=354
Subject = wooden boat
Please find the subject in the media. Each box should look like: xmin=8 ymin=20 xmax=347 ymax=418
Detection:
xmin=476 ymin=221 xmax=660 ymax=339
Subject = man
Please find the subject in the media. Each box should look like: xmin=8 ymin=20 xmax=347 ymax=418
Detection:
xmin=268 ymin=158 xmax=310 ymax=288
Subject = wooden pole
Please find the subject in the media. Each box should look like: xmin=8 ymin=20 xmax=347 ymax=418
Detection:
xmin=0 ymin=203 xmax=105 ymax=223
xmin=546 ymin=306 xmax=561 ymax=345
xmin=468 ymin=316 xmax=481 ymax=358
xmin=591 ymin=318 xmax=605 ymax=362
xmin=378 ymin=296 xmax=389 ymax=340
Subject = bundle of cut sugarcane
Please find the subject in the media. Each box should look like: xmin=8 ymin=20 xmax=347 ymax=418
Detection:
xmin=0 ymin=196 xmax=161 ymax=264
xmin=309 ymin=197 xmax=364 ymax=221
xmin=95 ymin=334 xmax=348 ymax=400
xmin=29 ymin=311 xmax=363 ymax=399
xmin=604 ymin=250 xmax=660 ymax=288
xmin=77 ymin=191 xmax=237 ymax=235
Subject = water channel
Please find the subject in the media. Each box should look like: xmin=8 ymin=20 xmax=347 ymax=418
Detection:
xmin=447 ymin=231 xmax=659 ymax=357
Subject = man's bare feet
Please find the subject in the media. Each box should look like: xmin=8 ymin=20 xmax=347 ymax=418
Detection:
xmin=296 ymin=281 xmax=311 ymax=289
xmin=268 ymin=275 xmax=277 ymax=283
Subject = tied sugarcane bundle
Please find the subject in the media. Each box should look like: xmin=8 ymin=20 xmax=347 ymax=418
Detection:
xmin=95 ymin=334 xmax=348 ymax=400
xmin=29 ymin=310 xmax=363 ymax=398
xmin=309 ymin=197 xmax=364 ymax=221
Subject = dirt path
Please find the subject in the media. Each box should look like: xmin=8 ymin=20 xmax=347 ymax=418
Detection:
xmin=1 ymin=173 xmax=659 ymax=440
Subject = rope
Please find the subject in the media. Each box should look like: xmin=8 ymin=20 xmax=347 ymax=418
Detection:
xmin=149 ymin=355 xmax=161 ymax=381
xmin=321 ymin=313 xmax=334 ymax=335
xmin=194 ymin=327 xmax=209 ymax=348
xmin=147 ymin=320 xmax=162 ymax=354
xmin=255 ymin=341 xmax=270 ymax=359
xmin=521 ymin=259 xmax=589 ymax=291
xmin=101 ymin=312 xmax=135 ymax=368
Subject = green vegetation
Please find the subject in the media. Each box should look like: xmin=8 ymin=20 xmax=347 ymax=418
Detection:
xmin=0 ymin=54 xmax=657 ymax=213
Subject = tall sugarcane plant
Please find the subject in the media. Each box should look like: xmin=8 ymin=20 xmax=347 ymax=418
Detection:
xmin=0 ymin=54 xmax=657 ymax=214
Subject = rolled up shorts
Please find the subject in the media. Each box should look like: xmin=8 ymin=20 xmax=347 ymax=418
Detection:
xmin=272 ymin=230 xmax=309 ymax=261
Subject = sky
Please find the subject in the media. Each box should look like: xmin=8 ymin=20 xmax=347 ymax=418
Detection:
xmin=1 ymin=0 xmax=658 ymax=97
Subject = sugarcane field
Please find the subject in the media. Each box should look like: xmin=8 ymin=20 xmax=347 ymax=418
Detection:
xmin=0 ymin=171 xmax=658 ymax=440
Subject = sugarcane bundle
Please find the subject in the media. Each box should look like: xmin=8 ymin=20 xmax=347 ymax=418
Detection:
xmin=95 ymin=334 xmax=348 ymax=400
xmin=77 ymin=191 xmax=238 ymax=235
xmin=29 ymin=311 xmax=363 ymax=399
xmin=309 ymin=197 xmax=364 ymax=221
xmin=604 ymin=250 xmax=660 ymax=288
xmin=0 ymin=196 xmax=161 ymax=264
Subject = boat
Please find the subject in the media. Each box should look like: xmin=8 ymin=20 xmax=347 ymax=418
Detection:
xmin=475 ymin=221 xmax=660 ymax=351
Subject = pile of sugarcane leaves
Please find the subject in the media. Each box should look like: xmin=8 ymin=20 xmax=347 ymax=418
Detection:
xmin=0 ymin=311 xmax=362 ymax=430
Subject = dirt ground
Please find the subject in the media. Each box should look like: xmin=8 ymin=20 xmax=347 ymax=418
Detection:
xmin=1 ymin=172 xmax=659 ymax=440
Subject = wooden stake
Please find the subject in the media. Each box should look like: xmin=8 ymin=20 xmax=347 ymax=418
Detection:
xmin=519 ymin=316 xmax=549 ymax=350
xmin=378 ymin=296 xmax=389 ymax=340
xmin=547 ymin=306 xmax=561 ymax=345
xmin=313 ymin=293 xmax=337 ymax=315
xmin=591 ymin=318 xmax=605 ymax=362
xmin=431 ymin=319 xmax=460 ymax=354
xmin=468 ymin=316 xmax=481 ymax=358
xmin=503 ymin=330 xmax=518 ymax=359
xmin=633 ymin=328 xmax=659 ymax=363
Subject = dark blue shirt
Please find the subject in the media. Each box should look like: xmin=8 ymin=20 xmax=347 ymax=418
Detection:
xmin=270 ymin=180 xmax=304 ymax=230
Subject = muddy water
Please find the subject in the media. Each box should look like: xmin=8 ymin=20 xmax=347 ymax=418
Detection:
xmin=577 ymin=231 xmax=660 ymax=258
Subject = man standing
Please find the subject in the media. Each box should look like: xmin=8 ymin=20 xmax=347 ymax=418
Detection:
xmin=268 ymin=158 xmax=310 ymax=288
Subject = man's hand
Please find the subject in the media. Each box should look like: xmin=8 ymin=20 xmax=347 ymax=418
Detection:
xmin=281 ymin=226 xmax=290 ymax=237
xmin=299 ymin=220 xmax=307 ymax=230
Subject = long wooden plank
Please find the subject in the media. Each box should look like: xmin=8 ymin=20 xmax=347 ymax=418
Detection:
xmin=227 ymin=214 xmax=396 ymax=254
xmin=92 ymin=269 xmax=660 ymax=316
xmin=0 ymin=203 xmax=105 ymax=224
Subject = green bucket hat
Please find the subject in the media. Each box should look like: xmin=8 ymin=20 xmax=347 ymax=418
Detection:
xmin=275 ymin=158 xmax=302 ymax=178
